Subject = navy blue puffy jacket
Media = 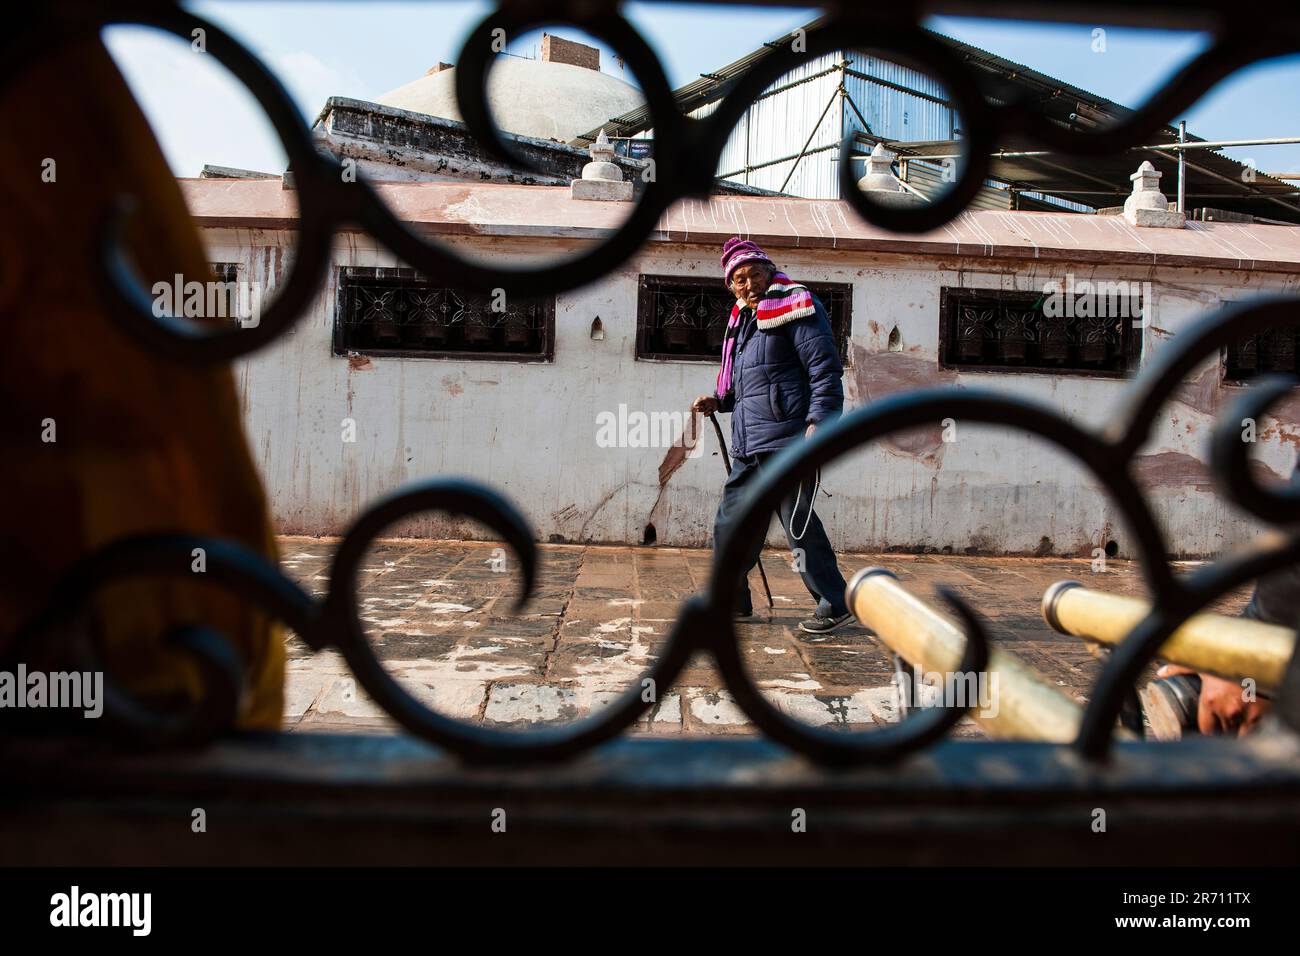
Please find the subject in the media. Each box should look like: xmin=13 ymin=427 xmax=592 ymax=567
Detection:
xmin=714 ymin=293 xmax=845 ymax=458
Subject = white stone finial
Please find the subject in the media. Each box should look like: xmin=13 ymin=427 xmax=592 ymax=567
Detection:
xmin=1127 ymin=160 xmax=1166 ymax=210
xmin=589 ymin=128 xmax=616 ymax=165
xmin=1123 ymin=160 xmax=1184 ymax=227
xmin=581 ymin=129 xmax=621 ymax=183
xmin=853 ymin=142 xmax=926 ymax=208
xmin=858 ymin=143 xmax=903 ymax=193
xmin=571 ymin=127 xmax=633 ymax=201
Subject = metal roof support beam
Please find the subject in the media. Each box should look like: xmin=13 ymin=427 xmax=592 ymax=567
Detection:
xmin=717 ymin=141 xmax=842 ymax=180
xmin=778 ymin=83 xmax=841 ymax=194
xmin=842 ymin=87 xmax=874 ymax=138
xmin=1012 ymin=152 xmax=1130 ymax=194
xmin=1143 ymin=136 xmax=1300 ymax=151
xmin=753 ymin=64 xmax=843 ymax=103
xmin=1001 ymin=188 xmax=1300 ymax=199
xmin=885 ymin=147 xmax=1298 ymax=218
xmin=1141 ymin=147 xmax=1300 ymax=217
xmin=842 ymin=66 xmax=956 ymax=109
xmin=1177 ymin=121 xmax=1187 ymax=213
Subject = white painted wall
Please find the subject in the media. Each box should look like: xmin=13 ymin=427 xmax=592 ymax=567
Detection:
xmin=213 ymin=226 xmax=1300 ymax=557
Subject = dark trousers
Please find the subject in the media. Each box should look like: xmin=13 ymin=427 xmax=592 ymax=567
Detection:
xmin=712 ymin=452 xmax=849 ymax=617
xmin=1242 ymin=563 xmax=1300 ymax=631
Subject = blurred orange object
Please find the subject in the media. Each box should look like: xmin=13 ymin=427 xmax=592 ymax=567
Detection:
xmin=0 ymin=32 xmax=284 ymax=729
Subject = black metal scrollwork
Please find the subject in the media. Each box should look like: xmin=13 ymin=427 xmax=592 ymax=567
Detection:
xmin=6 ymin=1 xmax=1300 ymax=764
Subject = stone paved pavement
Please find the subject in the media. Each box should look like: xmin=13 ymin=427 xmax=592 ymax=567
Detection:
xmin=277 ymin=536 xmax=1251 ymax=737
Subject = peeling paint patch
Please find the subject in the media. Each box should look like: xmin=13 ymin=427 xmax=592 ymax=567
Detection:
xmin=851 ymin=344 xmax=955 ymax=466
xmin=761 ymin=677 xmax=822 ymax=690
xmin=1172 ymin=364 xmax=1220 ymax=417
xmin=650 ymin=693 xmax=682 ymax=724
xmin=359 ymin=616 xmax=413 ymax=628
xmin=412 ymin=600 xmax=474 ymax=613
xmin=484 ymin=684 xmax=581 ymax=724
xmin=1132 ymin=450 xmax=1214 ymax=492
xmin=656 ymin=415 xmax=699 ymax=487
xmin=688 ymin=690 xmax=748 ymax=725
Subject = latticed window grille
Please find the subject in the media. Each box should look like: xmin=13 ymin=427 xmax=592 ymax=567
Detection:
xmin=939 ymin=287 xmax=1141 ymax=375
xmin=210 ymin=262 xmax=239 ymax=284
xmin=636 ymin=274 xmax=852 ymax=363
xmin=1224 ymin=327 xmax=1300 ymax=383
xmin=189 ymin=261 xmax=247 ymax=328
xmin=334 ymin=266 xmax=554 ymax=360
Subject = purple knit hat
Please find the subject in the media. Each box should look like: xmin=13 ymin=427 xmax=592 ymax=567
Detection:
xmin=720 ymin=236 xmax=774 ymax=288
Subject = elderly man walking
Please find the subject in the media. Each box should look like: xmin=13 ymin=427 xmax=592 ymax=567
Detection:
xmin=693 ymin=236 xmax=852 ymax=634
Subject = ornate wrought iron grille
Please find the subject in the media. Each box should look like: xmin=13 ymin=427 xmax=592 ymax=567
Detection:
xmin=333 ymin=267 xmax=554 ymax=360
xmin=636 ymin=275 xmax=851 ymax=362
xmin=1224 ymin=327 xmax=1300 ymax=383
xmin=5 ymin=0 xmax=1300 ymax=781
xmin=939 ymin=287 xmax=1141 ymax=375
xmin=210 ymin=262 xmax=239 ymax=285
xmin=190 ymin=262 xmax=248 ymax=329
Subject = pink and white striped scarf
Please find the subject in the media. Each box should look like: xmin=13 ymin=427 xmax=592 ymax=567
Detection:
xmin=715 ymin=272 xmax=815 ymax=398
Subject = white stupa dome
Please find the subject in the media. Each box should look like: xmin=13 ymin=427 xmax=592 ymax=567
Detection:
xmin=376 ymin=37 xmax=644 ymax=143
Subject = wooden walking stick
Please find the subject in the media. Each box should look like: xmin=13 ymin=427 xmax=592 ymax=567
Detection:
xmin=708 ymin=412 xmax=774 ymax=608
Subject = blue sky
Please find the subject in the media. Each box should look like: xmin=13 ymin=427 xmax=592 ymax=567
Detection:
xmin=104 ymin=2 xmax=1300 ymax=179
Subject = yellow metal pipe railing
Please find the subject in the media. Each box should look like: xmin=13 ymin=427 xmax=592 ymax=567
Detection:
xmin=1041 ymin=581 xmax=1295 ymax=692
xmin=847 ymin=567 xmax=1090 ymax=742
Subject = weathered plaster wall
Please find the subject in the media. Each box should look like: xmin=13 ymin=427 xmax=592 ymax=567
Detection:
xmin=217 ymin=228 xmax=1300 ymax=557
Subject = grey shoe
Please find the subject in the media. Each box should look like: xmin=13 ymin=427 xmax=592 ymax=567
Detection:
xmin=798 ymin=612 xmax=854 ymax=634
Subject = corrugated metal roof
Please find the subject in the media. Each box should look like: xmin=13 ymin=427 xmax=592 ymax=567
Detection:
xmin=889 ymin=137 xmax=1300 ymax=222
xmin=904 ymin=160 xmax=1012 ymax=212
xmin=571 ymin=18 xmax=1167 ymax=147
xmin=179 ymin=178 xmax=1300 ymax=273
xmin=567 ymin=18 xmax=1298 ymax=221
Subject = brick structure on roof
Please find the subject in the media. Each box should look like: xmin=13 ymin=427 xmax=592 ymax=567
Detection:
xmin=541 ymin=34 xmax=600 ymax=71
